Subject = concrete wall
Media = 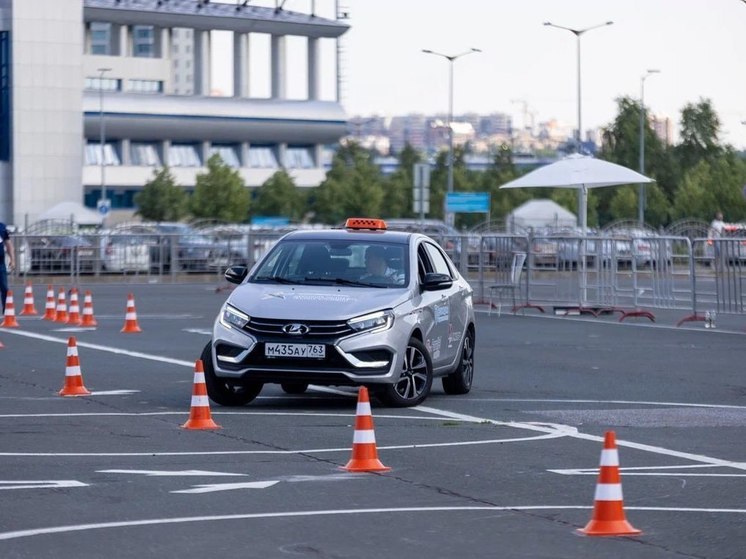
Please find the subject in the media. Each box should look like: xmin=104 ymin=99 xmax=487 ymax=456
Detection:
xmin=10 ymin=0 xmax=84 ymax=227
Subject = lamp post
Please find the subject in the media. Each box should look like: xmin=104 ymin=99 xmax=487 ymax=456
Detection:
xmin=638 ymin=69 xmax=660 ymax=225
xmin=97 ymin=67 xmax=112 ymax=223
xmin=422 ymin=47 xmax=481 ymax=227
xmin=543 ymin=21 xmax=613 ymax=153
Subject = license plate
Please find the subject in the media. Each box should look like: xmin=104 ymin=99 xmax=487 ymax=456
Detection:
xmin=265 ymin=343 xmax=325 ymax=359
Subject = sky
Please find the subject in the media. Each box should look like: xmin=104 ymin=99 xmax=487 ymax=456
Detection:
xmin=212 ymin=0 xmax=746 ymax=149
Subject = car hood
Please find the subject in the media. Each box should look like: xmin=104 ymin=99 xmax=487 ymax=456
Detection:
xmin=227 ymin=283 xmax=413 ymax=320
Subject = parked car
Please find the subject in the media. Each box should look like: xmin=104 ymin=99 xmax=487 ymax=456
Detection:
xmin=100 ymin=233 xmax=151 ymax=273
xmin=147 ymin=223 xmax=215 ymax=272
xmin=202 ymin=217 xmax=476 ymax=408
xmin=28 ymin=234 xmax=96 ymax=274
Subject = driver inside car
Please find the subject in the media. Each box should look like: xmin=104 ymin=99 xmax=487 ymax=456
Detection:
xmin=362 ymin=245 xmax=403 ymax=284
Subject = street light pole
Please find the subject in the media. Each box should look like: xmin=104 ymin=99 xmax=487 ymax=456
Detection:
xmin=638 ymin=69 xmax=660 ymax=226
xmin=422 ymin=47 xmax=481 ymax=227
xmin=97 ymin=67 xmax=112 ymax=224
xmin=543 ymin=21 xmax=613 ymax=153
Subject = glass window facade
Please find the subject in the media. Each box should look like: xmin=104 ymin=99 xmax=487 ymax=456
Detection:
xmin=126 ymin=79 xmax=162 ymax=94
xmin=85 ymin=142 xmax=121 ymax=166
xmin=133 ymin=25 xmax=155 ymax=58
xmin=209 ymin=145 xmax=240 ymax=168
xmin=285 ymin=146 xmax=315 ymax=169
xmin=90 ymin=22 xmax=111 ymax=55
xmin=130 ymin=142 xmax=162 ymax=166
xmin=247 ymin=146 xmax=278 ymax=168
xmin=85 ymin=77 xmax=120 ymax=91
xmin=0 ymin=31 xmax=10 ymax=161
xmin=168 ymin=144 xmax=201 ymax=167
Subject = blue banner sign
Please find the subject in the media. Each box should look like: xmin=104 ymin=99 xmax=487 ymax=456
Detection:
xmin=446 ymin=192 xmax=490 ymax=213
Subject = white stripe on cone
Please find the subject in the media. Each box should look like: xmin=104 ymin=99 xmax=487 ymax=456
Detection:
xmin=352 ymin=430 xmax=377 ymax=444
xmin=594 ymin=483 xmax=624 ymax=501
xmin=599 ymin=449 xmax=619 ymax=466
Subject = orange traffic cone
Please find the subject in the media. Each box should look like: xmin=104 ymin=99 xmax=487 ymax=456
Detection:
xmin=66 ymin=288 xmax=82 ymax=325
xmin=579 ymin=431 xmax=641 ymax=536
xmin=181 ymin=360 xmax=220 ymax=430
xmin=58 ymin=336 xmax=91 ymax=396
xmin=1 ymin=290 xmax=20 ymax=328
xmin=20 ymin=282 xmax=38 ymax=315
xmin=121 ymin=293 xmax=142 ymax=333
xmin=342 ymin=386 xmax=390 ymax=472
xmin=54 ymin=288 xmax=68 ymax=323
xmin=42 ymin=285 xmax=57 ymax=321
xmin=80 ymin=290 xmax=98 ymax=327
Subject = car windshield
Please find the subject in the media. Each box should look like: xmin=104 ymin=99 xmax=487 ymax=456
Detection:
xmin=250 ymin=240 xmax=409 ymax=288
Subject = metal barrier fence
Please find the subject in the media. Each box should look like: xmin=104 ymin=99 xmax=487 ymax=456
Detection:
xmin=8 ymin=230 xmax=746 ymax=326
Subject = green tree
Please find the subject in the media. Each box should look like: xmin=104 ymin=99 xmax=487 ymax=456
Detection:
xmin=190 ymin=153 xmax=250 ymax=222
xmin=134 ymin=167 xmax=188 ymax=222
xmin=313 ymin=142 xmax=384 ymax=223
xmin=381 ymin=143 xmax=421 ymax=218
xmin=676 ymin=98 xmax=723 ymax=171
xmin=252 ymin=170 xmax=302 ymax=221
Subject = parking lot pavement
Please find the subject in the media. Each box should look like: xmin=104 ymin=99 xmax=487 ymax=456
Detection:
xmin=0 ymin=284 xmax=744 ymax=558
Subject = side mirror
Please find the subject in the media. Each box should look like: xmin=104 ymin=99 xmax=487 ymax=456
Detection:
xmin=422 ymin=272 xmax=453 ymax=291
xmin=224 ymin=265 xmax=249 ymax=285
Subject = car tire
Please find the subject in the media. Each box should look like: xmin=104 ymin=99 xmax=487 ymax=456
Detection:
xmin=280 ymin=382 xmax=309 ymax=394
xmin=380 ymin=338 xmax=432 ymax=407
xmin=201 ymin=342 xmax=263 ymax=406
xmin=442 ymin=328 xmax=475 ymax=395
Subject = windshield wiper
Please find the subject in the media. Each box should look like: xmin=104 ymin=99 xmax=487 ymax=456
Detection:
xmin=253 ymin=275 xmax=303 ymax=284
xmin=307 ymin=277 xmax=387 ymax=288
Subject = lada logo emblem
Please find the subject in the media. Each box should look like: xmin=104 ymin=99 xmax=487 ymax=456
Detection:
xmin=282 ymin=323 xmax=309 ymax=335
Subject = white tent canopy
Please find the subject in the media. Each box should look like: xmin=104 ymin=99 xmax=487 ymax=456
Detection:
xmin=38 ymin=201 xmax=103 ymax=226
xmin=507 ymin=199 xmax=577 ymax=232
xmin=499 ymin=154 xmax=653 ymax=232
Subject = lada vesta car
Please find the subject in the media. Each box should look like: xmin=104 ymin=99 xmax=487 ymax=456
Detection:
xmin=203 ymin=218 xmax=476 ymax=407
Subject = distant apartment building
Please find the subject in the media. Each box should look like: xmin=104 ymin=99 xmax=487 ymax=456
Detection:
xmin=0 ymin=0 xmax=349 ymax=226
xmin=651 ymin=114 xmax=672 ymax=145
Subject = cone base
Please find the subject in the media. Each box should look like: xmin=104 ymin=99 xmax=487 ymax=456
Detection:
xmin=59 ymin=386 xmax=91 ymax=397
xmin=342 ymin=459 xmax=391 ymax=472
xmin=20 ymin=310 xmax=38 ymax=316
xmin=121 ymin=325 xmax=142 ymax=333
xmin=1 ymin=320 xmax=20 ymax=328
xmin=182 ymin=418 xmax=221 ymax=430
xmin=579 ymin=519 xmax=642 ymax=536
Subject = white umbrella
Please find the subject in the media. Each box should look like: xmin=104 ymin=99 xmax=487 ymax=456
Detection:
xmin=498 ymin=153 xmax=654 ymax=232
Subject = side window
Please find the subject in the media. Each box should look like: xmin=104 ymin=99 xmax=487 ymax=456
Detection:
xmin=417 ymin=244 xmax=430 ymax=283
xmin=423 ymin=243 xmax=454 ymax=278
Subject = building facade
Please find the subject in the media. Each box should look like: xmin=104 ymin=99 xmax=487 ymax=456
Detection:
xmin=0 ymin=0 xmax=348 ymax=226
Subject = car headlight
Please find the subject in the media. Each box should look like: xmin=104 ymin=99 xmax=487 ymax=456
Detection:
xmin=347 ymin=310 xmax=394 ymax=333
xmin=220 ymin=304 xmax=250 ymax=330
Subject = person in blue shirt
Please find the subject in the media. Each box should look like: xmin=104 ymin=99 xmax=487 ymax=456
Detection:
xmin=0 ymin=222 xmax=16 ymax=313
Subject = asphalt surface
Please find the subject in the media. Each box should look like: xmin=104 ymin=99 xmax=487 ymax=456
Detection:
xmin=0 ymin=282 xmax=744 ymax=559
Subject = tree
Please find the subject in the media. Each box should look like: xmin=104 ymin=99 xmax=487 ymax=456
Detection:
xmin=190 ymin=153 xmax=250 ymax=222
xmin=676 ymin=98 xmax=723 ymax=171
xmin=252 ymin=171 xmax=302 ymax=221
xmin=313 ymin=142 xmax=385 ymax=223
xmin=134 ymin=167 xmax=188 ymax=222
xmin=383 ymin=143 xmax=421 ymax=218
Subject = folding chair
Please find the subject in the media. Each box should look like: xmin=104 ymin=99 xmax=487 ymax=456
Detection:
xmin=488 ymin=252 xmax=526 ymax=316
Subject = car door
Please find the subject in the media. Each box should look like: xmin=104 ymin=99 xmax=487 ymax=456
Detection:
xmin=419 ymin=241 xmax=460 ymax=368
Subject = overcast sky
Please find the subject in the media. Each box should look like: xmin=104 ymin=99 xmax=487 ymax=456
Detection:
xmin=213 ymin=0 xmax=746 ymax=149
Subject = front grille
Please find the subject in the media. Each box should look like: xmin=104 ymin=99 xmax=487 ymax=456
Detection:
xmin=244 ymin=317 xmax=354 ymax=339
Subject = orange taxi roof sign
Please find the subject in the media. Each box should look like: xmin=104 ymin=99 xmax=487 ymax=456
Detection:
xmin=345 ymin=218 xmax=387 ymax=230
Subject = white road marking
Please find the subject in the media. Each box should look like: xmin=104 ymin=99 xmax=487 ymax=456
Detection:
xmin=1 ymin=506 xmax=745 ymax=541
xmin=172 ymin=481 xmax=280 ymax=494
xmin=466 ymin=398 xmax=746 ymax=410
xmin=2 ymin=330 xmax=193 ymax=367
xmin=52 ymin=327 xmax=97 ymax=333
xmin=89 ymin=390 xmax=140 ymax=396
xmin=98 ymin=469 xmax=248 ymax=477
xmin=183 ymin=328 xmax=212 ymax=335
xmin=0 ymin=480 xmax=88 ymax=491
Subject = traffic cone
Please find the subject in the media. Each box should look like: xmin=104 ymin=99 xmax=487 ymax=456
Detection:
xmin=121 ymin=293 xmax=142 ymax=333
xmin=181 ymin=360 xmax=220 ymax=430
xmin=66 ymin=288 xmax=82 ymax=325
xmin=579 ymin=431 xmax=641 ymax=536
xmin=54 ymin=288 xmax=68 ymax=323
xmin=58 ymin=336 xmax=91 ymax=396
xmin=1 ymin=290 xmax=20 ymax=328
xmin=342 ymin=386 xmax=390 ymax=472
xmin=80 ymin=290 xmax=98 ymax=327
xmin=42 ymin=285 xmax=57 ymax=321
xmin=20 ymin=282 xmax=38 ymax=315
